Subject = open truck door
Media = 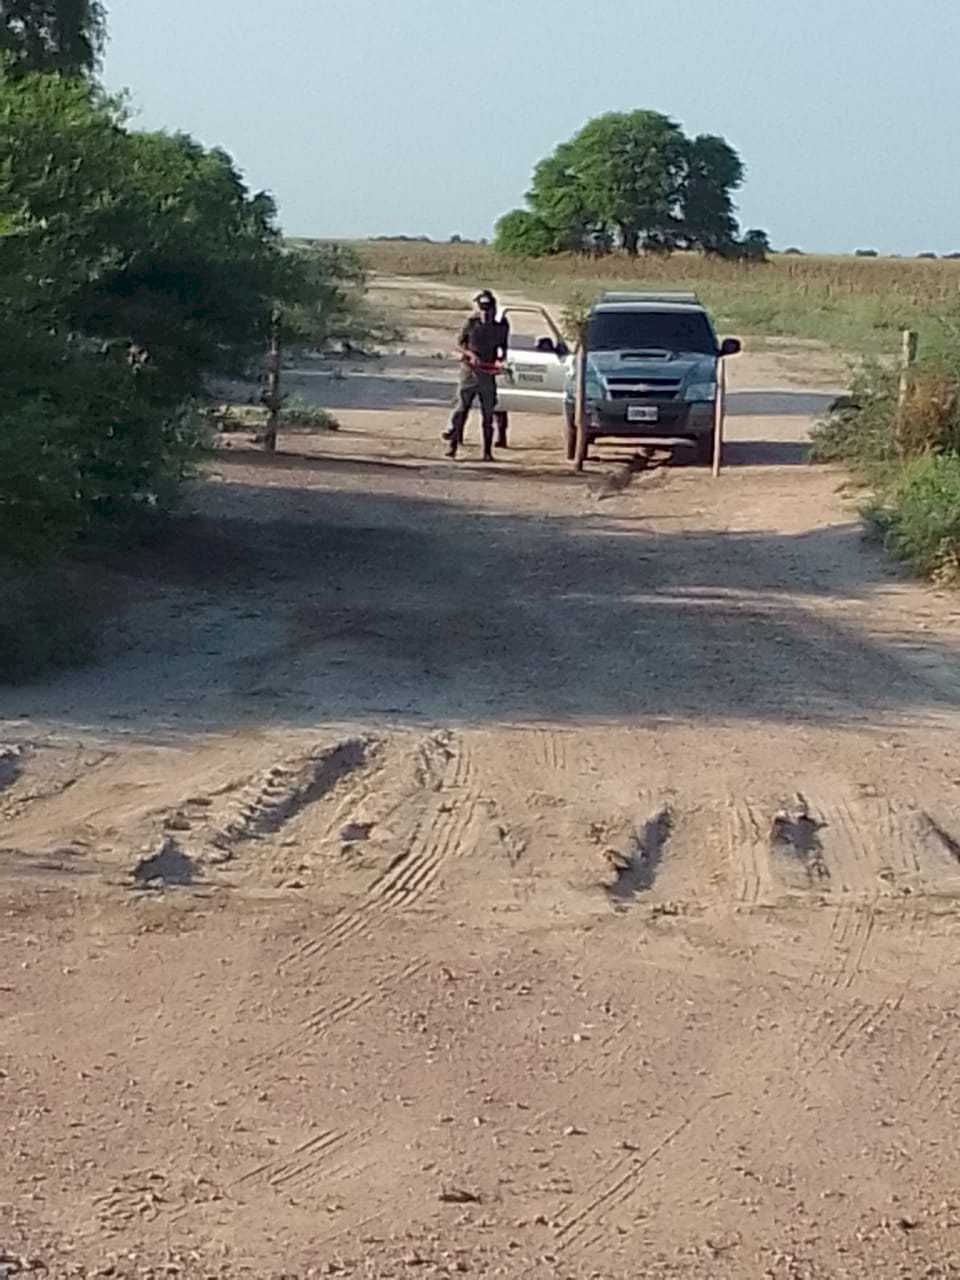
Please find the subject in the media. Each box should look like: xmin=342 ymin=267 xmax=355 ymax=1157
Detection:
xmin=492 ymin=305 xmax=570 ymax=446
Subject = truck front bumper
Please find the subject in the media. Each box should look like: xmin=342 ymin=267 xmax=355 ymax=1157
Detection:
xmin=588 ymin=399 xmax=714 ymax=439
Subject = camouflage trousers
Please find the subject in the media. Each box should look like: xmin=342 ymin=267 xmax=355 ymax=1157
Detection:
xmin=449 ymin=370 xmax=497 ymax=450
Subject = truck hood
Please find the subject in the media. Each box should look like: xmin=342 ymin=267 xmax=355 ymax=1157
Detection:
xmin=587 ymin=350 xmax=715 ymax=382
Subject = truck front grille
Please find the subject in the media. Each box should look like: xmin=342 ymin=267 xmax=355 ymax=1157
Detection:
xmin=606 ymin=378 xmax=682 ymax=401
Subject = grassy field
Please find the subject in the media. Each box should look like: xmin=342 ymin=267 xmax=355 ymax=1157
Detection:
xmin=352 ymin=240 xmax=960 ymax=357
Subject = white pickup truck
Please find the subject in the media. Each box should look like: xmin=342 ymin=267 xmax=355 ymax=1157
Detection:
xmin=495 ymin=292 xmax=740 ymax=464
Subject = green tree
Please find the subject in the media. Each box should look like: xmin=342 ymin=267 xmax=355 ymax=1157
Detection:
xmin=739 ymin=228 xmax=772 ymax=261
xmin=550 ymin=111 xmax=688 ymax=255
xmin=0 ymin=0 xmax=105 ymax=76
xmin=526 ymin=141 xmax=596 ymax=251
xmin=681 ymin=133 xmax=743 ymax=254
xmin=0 ymin=65 xmax=379 ymax=551
xmin=493 ymin=208 xmax=558 ymax=258
xmin=73 ymin=130 xmax=287 ymax=391
xmin=494 ymin=111 xmax=749 ymax=258
xmin=1 ymin=75 xmax=282 ymax=390
xmin=276 ymin=241 xmax=401 ymax=353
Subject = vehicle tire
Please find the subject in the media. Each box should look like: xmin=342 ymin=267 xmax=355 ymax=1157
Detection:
xmin=494 ymin=410 xmax=508 ymax=449
xmin=695 ymin=433 xmax=716 ymax=467
xmin=574 ymin=421 xmax=590 ymax=472
xmin=563 ymin=406 xmax=577 ymax=461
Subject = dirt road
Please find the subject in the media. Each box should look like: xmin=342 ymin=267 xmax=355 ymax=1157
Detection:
xmin=2 ymin=282 xmax=960 ymax=1279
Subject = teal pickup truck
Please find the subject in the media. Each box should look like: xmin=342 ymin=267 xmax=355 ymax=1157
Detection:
xmin=494 ymin=291 xmax=740 ymax=465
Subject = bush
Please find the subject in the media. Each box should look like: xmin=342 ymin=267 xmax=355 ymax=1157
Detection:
xmin=280 ymin=396 xmax=339 ymax=432
xmin=873 ymin=453 xmax=960 ymax=583
xmin=811 ymin=343 xmax=960 ymax=584
xmin=0 ymin=568 xmax=102 ymax=683
xmin=739 ymin=228 xmax=772 ymax=262
xmin=896 ymin=365 xmax=960 ymax=457
xmin=494 ymin=209 xmax=558 ymax=258
xmin=809 ymin=360 xmax=899 ymax=471
xmin=0 ymin=324 xmax=209 ymax=558
xmin=810 ymin=354 xmax=960 ymax=473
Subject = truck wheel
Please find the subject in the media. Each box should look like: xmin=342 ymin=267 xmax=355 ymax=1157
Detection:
xmin=696 ymin=434 xmax=716 ymax=467
xmin=494 ymin=410 xmax=508 ymax=449
xmin=574 ymin=421 xmax=590 ymax=472
xmin=563 ymin=406 xmax=577 ymax=460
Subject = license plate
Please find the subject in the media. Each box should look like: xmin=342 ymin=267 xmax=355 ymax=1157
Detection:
xmin=627 ymin=405 xmax=659 ymax=423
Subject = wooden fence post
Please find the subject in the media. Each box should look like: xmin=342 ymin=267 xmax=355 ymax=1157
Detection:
xmin=573 ymin=340 xmax=588 ymax=472
xmin=898 ymin=328 xmax=918 ymax=413
xmin=712 ymin=360 xmax=726 ymax=478
xmin=261 ymin=308 xmax=281 ymax=453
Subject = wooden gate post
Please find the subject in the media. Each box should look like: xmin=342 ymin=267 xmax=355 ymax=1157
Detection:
xmin=898 ymin=328 xmax=918 ymax=413
xmin=712 ymin=359 xmax=726 ymax=478
xmin=261 ymin=307 xmax=281 ymax=453
xmin=573 ymin=341 xmax=588 ymax=472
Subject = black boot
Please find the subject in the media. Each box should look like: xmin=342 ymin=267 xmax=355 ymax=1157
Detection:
xmin=481 ymin=427 xmax=495 ymax=462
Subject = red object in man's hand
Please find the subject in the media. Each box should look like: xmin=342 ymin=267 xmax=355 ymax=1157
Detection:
xmin=460 ymin=351 xmax=503 ymax=375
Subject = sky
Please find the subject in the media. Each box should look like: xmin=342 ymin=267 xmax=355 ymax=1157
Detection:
xmin=102 ymin=0 xmax=960 ymax=256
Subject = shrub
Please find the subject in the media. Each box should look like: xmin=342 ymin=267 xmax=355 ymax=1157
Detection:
xmin=809 ymin=360 xmax=898 ymax=471
xmin=279 ymin=396 xmax=339 ymax=432
xmin=0 ymin=568 xmax=101 ymax=683
xmin=896 ymin=365 xmax=960 ymax=457
xmin=810 ymin=354 xmax=960 ymax=473
xmin=873 ymin=453 xmax=960 ymax=583
xmin=739 ymin=228 xmax=772 ymax=262
xmin=494 ymin=209 xmax=558 ymax=259
xmin=0 ymin=325 xmax=209 ymax=559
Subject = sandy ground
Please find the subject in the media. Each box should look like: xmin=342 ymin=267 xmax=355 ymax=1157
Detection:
xmin=2 ymin=281 xmax=960 ymax=1280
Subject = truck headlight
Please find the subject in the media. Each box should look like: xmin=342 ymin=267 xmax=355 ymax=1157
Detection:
xmin=684 ymin=382 xmax=717 ymax=401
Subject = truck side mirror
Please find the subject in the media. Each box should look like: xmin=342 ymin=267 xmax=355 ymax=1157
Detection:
xmin=719 ymin=337 xmax=742 ymax=357
xmin=555 ymin=340 xmax=570 ymax=359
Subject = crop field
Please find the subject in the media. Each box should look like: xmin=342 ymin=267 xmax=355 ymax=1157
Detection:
xmin=353 ymin=239 xmax=960 ymax=355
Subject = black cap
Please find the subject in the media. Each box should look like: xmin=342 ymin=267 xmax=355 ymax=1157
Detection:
xmin=474 ymin=289 xmax=497 ymax=308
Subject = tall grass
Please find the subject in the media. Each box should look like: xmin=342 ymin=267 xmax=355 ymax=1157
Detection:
xmin=358 ymin=241 xmax=960 ymax=356
xmin=873 ymin=454 xmax=960 ymax=585
xmin=811 ymin=350 xmax=960 ymax=583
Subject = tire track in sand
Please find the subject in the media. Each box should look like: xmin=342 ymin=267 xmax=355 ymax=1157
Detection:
xmin=279 ymin=732 xmax=477 ymax=972
xmin=553 ymin=1094 xmax=729 ymax=1256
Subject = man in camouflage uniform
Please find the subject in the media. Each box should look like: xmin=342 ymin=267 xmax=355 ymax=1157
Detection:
xmin=443 ymin=290 xmax=509 ymax=461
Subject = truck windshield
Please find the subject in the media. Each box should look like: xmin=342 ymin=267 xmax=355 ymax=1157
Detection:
xmin=587 ymin=310 xmax=717 ymax=355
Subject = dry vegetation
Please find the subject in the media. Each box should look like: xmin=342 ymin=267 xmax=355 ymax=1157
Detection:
xmin=356 ymin=240 xmax=960 ymax=356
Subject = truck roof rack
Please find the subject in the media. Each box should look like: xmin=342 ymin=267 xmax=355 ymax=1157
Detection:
xmin=597 ymin=290 xmax=700 ymax=305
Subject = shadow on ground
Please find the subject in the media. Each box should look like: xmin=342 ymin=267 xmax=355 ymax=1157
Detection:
xmin=5 ymin=465 xmax=956 ymax=737
xmin=284 ymin=361 xmax=839 ymax=420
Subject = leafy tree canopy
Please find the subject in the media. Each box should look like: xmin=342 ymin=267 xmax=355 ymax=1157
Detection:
xmin=0 ymin=0 xmax=105 ymax=76
xmin=496 ymin=110 xmax=757 ymax=258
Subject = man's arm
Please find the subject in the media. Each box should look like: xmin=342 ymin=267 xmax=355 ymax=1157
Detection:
xmin=458 ymin=319 xmax=477 ymax=366
xmin=497 ymin=320 xmax=510 ymax=361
